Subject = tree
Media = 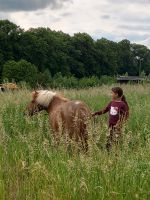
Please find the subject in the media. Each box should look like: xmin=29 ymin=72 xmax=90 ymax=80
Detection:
xmin=0 ymin=20 xmax=23 ymax=61
xmin=37 ymin=69 xmax=52 ymax=87
xmin=95 ymin=38 xmax=118 ymax=76
xmin=71 ymin=33 xmax=97 ymax=77
xmin=131 ymin=44 xmax=150 ymax=75
xmin=0 ymin=19 xmax=150 ymax=83
xmin=2 ymin=59 xmax=38 ymax=87
xmin=19 ymin=30 xmax=49 ymax=71
xmin=117 ymin=40 xmax=136 ymax=75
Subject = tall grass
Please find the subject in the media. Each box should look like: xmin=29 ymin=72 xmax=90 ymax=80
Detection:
xmin=0 ymin=85 xmax=150 ymax=200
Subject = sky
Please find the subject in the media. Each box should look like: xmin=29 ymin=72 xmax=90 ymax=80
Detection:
xmin=0 ymin=0 xmax=150 ymax=48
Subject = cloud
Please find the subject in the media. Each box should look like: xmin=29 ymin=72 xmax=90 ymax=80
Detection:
xmin=107 ymin=0 xmax=150 ymax=4
xmin=138 ymin=37 xmax=150 ymax=48
xmin=1 ymin=0 xmax=150 ymax=49
xmin=100 ymin=15 xmax=110 ymax=19
xmin=0 ymin=0 xmax=71 ymax=11
xmin=61 ymin=12 xmax=72 ymax=17
xmin=0 ymin=12 xmax=10 ymax=19
xmin=119 ymin=25 xmax=150 ymax=32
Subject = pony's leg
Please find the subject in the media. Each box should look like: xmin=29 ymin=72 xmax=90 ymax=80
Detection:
xmin=106 ymin=127 xmax=115 ymax=152
xmin=79 ymin=123 xmax=88 ymax=153
xmin=51 ymin=122 xmax=61 ymax=147
xmin=49 ymin=114 xmax=62 ymax=147
xmin=82 ymin=130 xmax=88 ymax=153
xmin=52 ymin=131 xmax=60 ymax=146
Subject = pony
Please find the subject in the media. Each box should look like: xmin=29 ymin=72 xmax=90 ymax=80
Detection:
xmin=26 ymin=90 xmax=91 ymax=151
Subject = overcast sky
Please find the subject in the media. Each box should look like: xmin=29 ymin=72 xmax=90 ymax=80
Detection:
xmin=0 ymin=0 xmax=150 ymax=48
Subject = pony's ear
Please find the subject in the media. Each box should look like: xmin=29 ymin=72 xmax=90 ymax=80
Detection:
xmin=32 ymin=90 xmax=38 ymax=98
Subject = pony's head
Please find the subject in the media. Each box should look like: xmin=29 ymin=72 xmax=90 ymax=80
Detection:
xmin=26 ymin=90 xmax=56 ymax=116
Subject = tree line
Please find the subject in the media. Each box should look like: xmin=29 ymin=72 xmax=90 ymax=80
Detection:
xmin=0 ymin=20 xmax=150 ymax=87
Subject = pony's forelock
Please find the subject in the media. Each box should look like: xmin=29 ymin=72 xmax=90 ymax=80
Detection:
xmin=35 ymin=90 xmax=56 ymax=107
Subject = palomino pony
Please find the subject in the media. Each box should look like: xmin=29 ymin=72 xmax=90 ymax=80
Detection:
xmin=26 ymin=90 xmax=91 ymax=151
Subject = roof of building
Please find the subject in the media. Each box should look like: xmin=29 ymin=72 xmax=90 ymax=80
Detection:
xmin=117 ymin=76 xmax=146 ymax=81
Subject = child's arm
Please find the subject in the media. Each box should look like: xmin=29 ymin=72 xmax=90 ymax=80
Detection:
xmin=92 ymin=102 xmax=111 ymax=117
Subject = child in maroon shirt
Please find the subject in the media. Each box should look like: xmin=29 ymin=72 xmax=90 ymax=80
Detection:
xmin=92 ymin=87 xmax=129 ymax=152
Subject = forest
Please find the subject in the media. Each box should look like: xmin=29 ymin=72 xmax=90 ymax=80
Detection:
xmin=0 ymin=20 xmax=150 ymax=87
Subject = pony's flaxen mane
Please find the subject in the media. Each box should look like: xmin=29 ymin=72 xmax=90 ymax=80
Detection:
xmin=36 ymin=90 xmax=56 ymax=107
xmin=34 ymin=90 xmax=69 ymax=107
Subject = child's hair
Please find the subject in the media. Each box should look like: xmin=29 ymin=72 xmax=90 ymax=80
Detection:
xmin=112 ymin=87 xmax=129 ymax=107
xmin=112 ymin=87 xmax=123 ymax=98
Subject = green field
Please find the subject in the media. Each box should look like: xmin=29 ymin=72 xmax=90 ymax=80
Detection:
xmin=0 ymin=85 xmax=150 ymax=200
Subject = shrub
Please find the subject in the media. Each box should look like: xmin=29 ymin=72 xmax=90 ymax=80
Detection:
xmin=2 ymin=59 xmax=38 ymax=87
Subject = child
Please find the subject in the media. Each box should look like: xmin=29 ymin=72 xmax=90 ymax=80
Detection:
xmin=92 ymin=87 xmax=129 ymax=152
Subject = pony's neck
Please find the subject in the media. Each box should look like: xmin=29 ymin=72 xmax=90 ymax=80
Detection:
xmin=47 ymin=95 xmax=68 ymax=112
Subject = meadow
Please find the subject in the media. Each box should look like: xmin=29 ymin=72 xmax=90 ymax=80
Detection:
xmin=0 ymin=84 xmax=150 ymax=200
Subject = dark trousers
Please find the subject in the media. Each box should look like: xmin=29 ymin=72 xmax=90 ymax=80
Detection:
xmin=106 ymin=125 xmax=122 ymax=152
